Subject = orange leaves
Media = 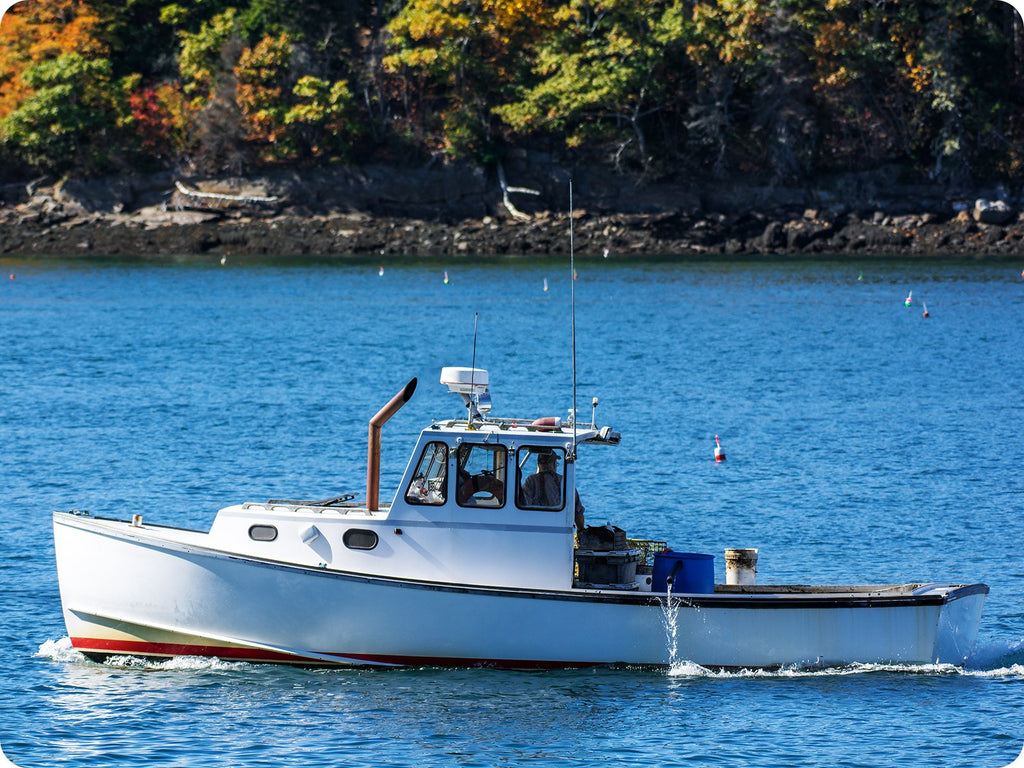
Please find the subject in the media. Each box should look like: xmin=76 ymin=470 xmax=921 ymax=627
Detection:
xmin=5 ymin=0 xmax=107 ymax=60
xmin=234 ymin=33 xmax=292 ymax=146
xmin=0 ymin=0 xmax=109 ymax=120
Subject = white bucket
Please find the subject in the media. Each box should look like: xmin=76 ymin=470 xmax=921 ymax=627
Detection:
xmin=724 ymin=548 xmax=758 ymax=585
xmin=635 ymin=574 xmax=652 ymax=592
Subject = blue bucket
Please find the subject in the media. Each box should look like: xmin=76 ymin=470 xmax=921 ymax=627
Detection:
xmin=651 ymin=552 xmax=714 ymax=594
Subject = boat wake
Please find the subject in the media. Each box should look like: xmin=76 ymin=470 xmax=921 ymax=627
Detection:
xmin=35 ymin=637 xmax=87 ymax=664
xmin=966 ymin=637 xmax=1024 ymax=671
xmin=666 ymin=635 xmax=1024 ymax=679
xmin=668 ymin=658 xmax=1024 ymax=679
xmin=37 ymin=634 xmax=1024 ymax=678
xmin=36 ymin=637 xmax=252 ymax=672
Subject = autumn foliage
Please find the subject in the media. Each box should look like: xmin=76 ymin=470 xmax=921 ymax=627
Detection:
xmin=0 ymin=0 xmax=1021 ymax=182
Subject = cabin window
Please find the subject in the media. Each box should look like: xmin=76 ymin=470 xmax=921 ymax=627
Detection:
xmin=455 ymin=443 xmax=507 ymax=508
xmin=248 ymin=524 xmax=278 ymax=542
xmin=405 ymin=442 xmax=448 ymax=505
xmin=343 ymin=529 xmax=379 ymax=550
xmin=516 ymin=446 xmax=566 ymax=511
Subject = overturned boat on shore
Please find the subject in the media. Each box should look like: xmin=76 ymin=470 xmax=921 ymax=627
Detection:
xmin=53 ymin=367 xmax=987 ymax=669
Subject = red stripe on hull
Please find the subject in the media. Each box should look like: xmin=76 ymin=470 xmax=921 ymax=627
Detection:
xmin=71 ymin=637 xmax=311 ymax=664
xmin=69 ymin=637 xmax=601 ymax=670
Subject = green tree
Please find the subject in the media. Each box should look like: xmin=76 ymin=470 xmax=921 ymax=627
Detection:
xmin=805 ymin=0 xmax=910 ymax=171
xmin=384 ymin=0 xmax=550 ymax=160
xmin=888 ymin=0 xmax=1017 ymax=183
xmin=175 ymin=8 xmax=250 ymax=171
xmin=0 ymin=52 xmax=117 ymax=171
xmin=685 ymin=0 xmax=823 ymax=181
xmin=494 ymin=0 xmax=689 ymax=171
xmin=285 ymin=75 xmax=359 ymax=159
xmin=234 ymin=33 xmax=359 ymax=162
xmin=178 ymin=7 xmax=243 ymax=105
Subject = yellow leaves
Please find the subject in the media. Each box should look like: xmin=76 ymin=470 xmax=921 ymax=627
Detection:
xmin=178 ymin=9 xmax=239 ymax=100
xmin=688 ymin=0 xmax=766 ymax=66
xmin=385 ymin=0 xmax=552 ymax=75
xmin=408 ymin=9 xmax=472 ymax=40
xmin=388 ymin=0 xmax=475 ymax=42
xmin=551 ymin=4 xmax=580 ymax=24
xmin=383 ymin=46 xmax=439 ymax=74
xmin=483 ymin=0 xmax=548 ymax=30
xmin=235 ymin=33 xmax=294 ymax=143
xmin=822 ymin=65 xmax=853 ymax=88
xmin=940 ymin=136 xmax=960 ymax=155
xmin=904 ymin=53 xmax=932 ymax=93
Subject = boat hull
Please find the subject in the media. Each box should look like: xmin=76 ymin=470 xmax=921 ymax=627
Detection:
xmin=53 ymin=513 xmax=987 ymax=669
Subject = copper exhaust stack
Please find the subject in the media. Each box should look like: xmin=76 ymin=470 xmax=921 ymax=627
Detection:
xmin=366 ymin=377 xmax=417 ymax=511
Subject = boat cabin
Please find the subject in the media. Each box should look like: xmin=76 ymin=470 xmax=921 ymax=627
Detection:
xmin=207 ymin=367 xmax=627 ymax=593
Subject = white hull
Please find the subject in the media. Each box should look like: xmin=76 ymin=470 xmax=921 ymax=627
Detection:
xmin=54 ymin=512 xmax=987 ymax=669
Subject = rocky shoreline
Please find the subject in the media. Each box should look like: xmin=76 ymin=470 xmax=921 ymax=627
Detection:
xmin=2 ymin=167 xmax=1023 ymax=260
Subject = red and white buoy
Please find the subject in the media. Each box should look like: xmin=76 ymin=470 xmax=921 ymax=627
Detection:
xmin=922 ymin=301 xmax=929 ymax=318
xmin=715 ymin=434 xmax=726 ymax=462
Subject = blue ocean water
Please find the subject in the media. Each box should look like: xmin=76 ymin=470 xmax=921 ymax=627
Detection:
xmin=1 ymin=255 xmax=1023 ymax=767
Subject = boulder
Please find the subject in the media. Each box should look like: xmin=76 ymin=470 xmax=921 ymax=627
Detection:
xmin=973 ymin=199 xmax=1015 ymax=225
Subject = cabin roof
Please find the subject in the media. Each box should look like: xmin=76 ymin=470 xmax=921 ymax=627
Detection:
xmin=425 ymin=418 xmax=620 ymax=446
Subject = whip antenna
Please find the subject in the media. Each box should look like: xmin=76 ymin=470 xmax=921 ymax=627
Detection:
xmin=570 ymin=181 xmax=577 ymax=459
xmin=469 ymin=312 xmax=478 ymax=422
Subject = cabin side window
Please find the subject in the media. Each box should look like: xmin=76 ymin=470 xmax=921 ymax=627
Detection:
xmin=343 ymin=529 xmax=379 ymax=550
xmin=405 ymin=442 xmax=448 ymax=505
xmin=455 ymin=443 xmax=506 ymax=508
xmin=516 ymin=446 xmax=566 ymax=511
xmin=248 ymin=524 xmax=278 ymax=541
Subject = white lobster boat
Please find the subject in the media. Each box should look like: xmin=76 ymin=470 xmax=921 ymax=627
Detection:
xmin=53 ymin=368 xmax=988 ymax=669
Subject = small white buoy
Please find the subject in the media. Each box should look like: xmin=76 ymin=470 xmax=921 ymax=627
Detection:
xmin=715 ymin=434 xmax=726 ymax=462
xmin=905 ymin=290 xmax=913 ymax=307
xmin=220 ymin=255 xmax=226 ymax=266
xmin=543 ymin=277 xmax=549 ymax=292
xmin=378 ymin=265 xmax=384 ymax=276
xmin=443 ymin=270 xmax=450 ymax=285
